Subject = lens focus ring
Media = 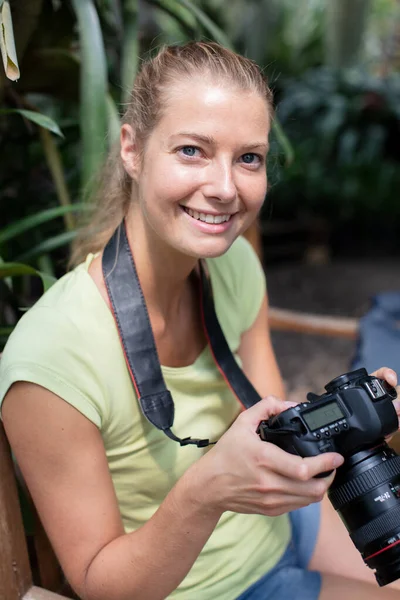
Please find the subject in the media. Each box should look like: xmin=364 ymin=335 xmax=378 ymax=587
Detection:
xmin=329 ymin=457 xmax=400 ymax=510
xmin=350 ymin=503 xmax=400 ymax=550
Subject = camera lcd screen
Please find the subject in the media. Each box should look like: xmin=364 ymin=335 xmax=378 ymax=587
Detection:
xmin=303 ymin=402 xmax=345 ymax=431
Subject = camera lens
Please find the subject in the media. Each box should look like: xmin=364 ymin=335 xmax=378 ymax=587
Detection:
xmin=328 ymin=443 xmax=400 ymax=586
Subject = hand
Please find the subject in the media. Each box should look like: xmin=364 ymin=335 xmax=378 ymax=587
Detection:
xmin=371 ymin=367 xmax=400 ymax=432
xmin=195 ymin=395 xmax=344 ymax=518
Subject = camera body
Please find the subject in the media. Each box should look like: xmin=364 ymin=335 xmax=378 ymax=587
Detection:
xmin=258 ymin=368 xmax=398 ymax=458
xmin=258 ymin=367 xmax=400 ymax=587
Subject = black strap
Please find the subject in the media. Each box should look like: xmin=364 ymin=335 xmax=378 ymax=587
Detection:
xmin=102 ymin=222 xmax=261 ymax=447
xmin=198 ymin=261 xmax=261 ymax=410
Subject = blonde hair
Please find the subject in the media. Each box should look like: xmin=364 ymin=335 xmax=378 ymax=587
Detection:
xmin=69 ymin=41 xmax=273 ymax=267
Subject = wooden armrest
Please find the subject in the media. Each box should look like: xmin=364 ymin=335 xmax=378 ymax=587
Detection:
xmin=0 ymin=422 xmax=33 ymax=598
xmin=268 ymin=307 xmax=359 ymax=339
xmin=23 ymin=586 xmax=72 ymax=600
xmin=0 ymin=423 xmax=73 ymax=599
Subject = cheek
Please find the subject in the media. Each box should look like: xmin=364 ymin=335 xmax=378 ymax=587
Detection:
xmin=241 ymin=175 xmax=267 ymax=209
xmin=148 ymin=164 xmax=202 ymax=207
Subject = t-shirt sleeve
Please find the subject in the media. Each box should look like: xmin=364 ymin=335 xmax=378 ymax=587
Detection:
xmin=0 ymin=306 xmax=105 ymax=427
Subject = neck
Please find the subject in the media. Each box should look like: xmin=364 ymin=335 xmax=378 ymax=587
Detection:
xmin=124 ymin=210 xmax=199 ymax=320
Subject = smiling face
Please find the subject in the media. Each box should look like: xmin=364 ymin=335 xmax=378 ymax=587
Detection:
xmin=122 ymin=76 xmax=270 ymax=260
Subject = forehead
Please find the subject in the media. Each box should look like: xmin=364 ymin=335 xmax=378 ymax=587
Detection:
xmin=155 ymin=77 xmax=270 ymax=142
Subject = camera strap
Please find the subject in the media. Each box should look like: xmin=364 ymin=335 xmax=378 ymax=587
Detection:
xmin=102 ymin=221 xmax=261 ymax=447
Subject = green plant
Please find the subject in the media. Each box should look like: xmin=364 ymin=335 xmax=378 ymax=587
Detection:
xmin=266 ymin=65 xmax=400 ymax=252
xmin=0 ymin=0 xmax=295 ymax=348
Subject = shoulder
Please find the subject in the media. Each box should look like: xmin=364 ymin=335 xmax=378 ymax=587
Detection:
xmin=0 ymin=259 xmax=115 ymax=427
xmin=2 ymin=261 xmax=101 ymax=355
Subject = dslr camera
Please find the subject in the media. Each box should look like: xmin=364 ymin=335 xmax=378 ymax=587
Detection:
xmin=258 ymin=368 xmax=400 ymax=586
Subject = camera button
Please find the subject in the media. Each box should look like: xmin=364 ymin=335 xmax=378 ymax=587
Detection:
xmin=318 ymin=442 xmax=333 ymax=452
xmin=334 ymin=426 xmax=340 ymax=433
xmin=342 ymin=423 xmax=348 ymax=429
xmin=325 ymin=431 xmax=331 ymax=438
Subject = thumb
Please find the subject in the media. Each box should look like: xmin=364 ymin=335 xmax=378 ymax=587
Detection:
xmin=244 ymin=395 xmax=298 ymax=428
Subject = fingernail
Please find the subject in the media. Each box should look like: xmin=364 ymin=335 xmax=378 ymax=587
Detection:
xmin=333 ymin=455 xmax=344 ymax=468
xmin=388 ymin=371 xmax=397 ymax=386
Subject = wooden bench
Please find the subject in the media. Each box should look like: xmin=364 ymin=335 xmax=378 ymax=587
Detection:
xmin=0 ymin=420 xmax=73 ymax=600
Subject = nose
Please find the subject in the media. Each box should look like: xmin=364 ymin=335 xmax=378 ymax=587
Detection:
xmin=203 ymin=159 xmax=237 ymax=204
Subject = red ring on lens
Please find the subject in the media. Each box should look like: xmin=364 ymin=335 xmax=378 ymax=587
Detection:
xmin=365 ymin=538 xmax=400 ymax=561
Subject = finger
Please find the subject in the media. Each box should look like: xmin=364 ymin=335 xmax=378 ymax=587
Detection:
xmin=259 ymin=442 xmax=344 ymax=481
xmin=393 ymin=398 xmax=400 ymax=417
xmin=230 ymin=496 xmax=321 ymax=517
xmin=272 ymin=469 xmax=335 ymax=498
xmin=243 ymin=395 xmax=298 ymax=428
xmin=254 ymin=471 xmax=333 ymax=510
xmin=265 ymin=501 xmax=318 ymax=517
xmin=371 ymin=367 xmax=397 ymax=387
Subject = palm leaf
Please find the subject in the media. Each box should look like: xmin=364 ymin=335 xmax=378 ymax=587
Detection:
xmin=71 ymin=0 xmax=108 ymax=192
xmin=15 ymin=231 xmax=78 ymax=263
xmin=106 ymin=93 xmax=121 ymax=145
xmin=0 ymin=263 xmax=56 ymax=292
xmin=0 ymin=205 xmax=88 ymax=245
xmin=121 ymin=3 xmax=139 ymax=103
xmin=0 ymin=109 xmax=63 ymax=137
xmin=175 ymin=0 xmax=233 ymax=48
xmin=0 ymin=0 xmax=20 ymax=80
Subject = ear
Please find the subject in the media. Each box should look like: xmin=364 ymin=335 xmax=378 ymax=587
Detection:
xmin=120 ymin=124 xmax=141 ymax=180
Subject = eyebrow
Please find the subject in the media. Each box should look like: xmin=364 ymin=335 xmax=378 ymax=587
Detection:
xmin=171 ymin=132 xmax=269 ymax=152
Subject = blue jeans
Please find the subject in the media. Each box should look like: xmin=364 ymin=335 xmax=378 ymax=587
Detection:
xmin=236 ymin=503 xmax=322 ymax=600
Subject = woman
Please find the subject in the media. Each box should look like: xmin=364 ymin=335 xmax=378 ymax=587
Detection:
xmin=1 ymin=42 xmax=399 ymax=600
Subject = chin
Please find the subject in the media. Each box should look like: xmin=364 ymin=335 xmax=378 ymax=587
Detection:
xmin=184 ymin=238 xmax=236 ymax=260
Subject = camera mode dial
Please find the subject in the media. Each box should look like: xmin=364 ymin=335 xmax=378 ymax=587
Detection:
xmin=325 ymin=368 xmax=368 ymax=393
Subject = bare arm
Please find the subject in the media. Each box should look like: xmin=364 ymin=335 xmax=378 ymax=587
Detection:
xmin=2 ymin=383 xmax=221 ymax=600
xmin=238 ymin=293 xmax=286 ymax=399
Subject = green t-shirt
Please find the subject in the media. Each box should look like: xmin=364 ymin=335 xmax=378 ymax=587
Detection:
xmin=0 ymin=236 xmax=290 ymax=600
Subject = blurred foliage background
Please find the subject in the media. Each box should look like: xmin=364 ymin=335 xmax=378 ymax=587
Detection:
xmin=1 ymin=0 xmax=400 ymax=346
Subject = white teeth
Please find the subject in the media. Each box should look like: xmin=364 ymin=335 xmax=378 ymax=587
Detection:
xmin=184 ymin=207 xmax=232 ymax=224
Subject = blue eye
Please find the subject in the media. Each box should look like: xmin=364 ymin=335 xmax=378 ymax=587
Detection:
xmin=180 ymin=146 xmax=199 ymax=157
xmin=241 ymin=153 xmax=260 ymax=164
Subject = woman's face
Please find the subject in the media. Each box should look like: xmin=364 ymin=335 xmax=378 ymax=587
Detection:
xmin=123 ymin=77 xmax=270 ymax=259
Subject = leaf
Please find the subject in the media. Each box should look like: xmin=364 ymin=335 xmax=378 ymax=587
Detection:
xmin=0 ymin=327 xmax=14 ymax=337
xmin=175 ymin=0 xmax=233 ymax=48
xmin=15 ymin=231 xmax=77 ymax=263
xmin=0 ymin=262 xmax=56 ymax=292
xmin=71 ymin=0 xmax=108 ymax=193
xmin=39 ymin=128 xmax=74 ymax=229
xmin=149 ymin=0 xmax=196 ymax=39
xmin=0 ymin=205 xmax=88 ymax=245
xmin=271 ymin=118 xmax=295 ymax=167
xmin=0 ymin=108 xmax=64 ymax=137
xmin=106 ymin=93 xmax=121 ymax=145
xmin=0 ymin=1 xmax=20 ymax=81
xmin=121 ymin=4 xmax=139 ymax=103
